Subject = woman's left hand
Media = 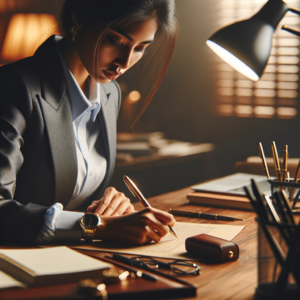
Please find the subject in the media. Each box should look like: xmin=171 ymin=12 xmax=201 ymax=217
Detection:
xmin=87 ymin=187 xmax=135 ymax=216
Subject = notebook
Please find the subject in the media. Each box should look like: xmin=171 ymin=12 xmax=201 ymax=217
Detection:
xmin=0 ymin=271 xmax=26 ymax=290
xmin=188 ymin=173 xmax=272 ymax=210
xmin=0 ymin=246 xmax=111 ymax=286
xmin=191 ymin=173 xmax=271 ymax=196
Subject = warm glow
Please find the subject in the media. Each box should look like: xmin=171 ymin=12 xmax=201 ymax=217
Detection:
xmin=235 ymin=105 xmax=253 ymax=115
xmin=1 ymin=14 xmax=57 ymax=62
xmin=217 ymin=104 xmax=234 ymax=115
xmin=206 ymin=40 xmax=259 ymax=81
xmin=277 ymin=90 xmax=298 ymax=98
xmin=235 ymin=88 xmax=253 ymax=96
xmin=236 ymin=80 xmax=253 ymax=88
xmin=254 ymin=89 xmax=275 ymax=97
xmin=255 ymin=81 xmax=276 ymax=89
xmin=277 ymin=65 xmax=299 ymax=73
xmin=128 ymin=91 xmax=141 ymax=102
xmin=218 ymin=87 xmax=234 ymax=96
xmin=277 ymin=38 xmax=299 ymax=46
xmin=277 ymin=107 xmax=297 ymax=117
xmin=254 ymin=106 xmax=275 ymax=116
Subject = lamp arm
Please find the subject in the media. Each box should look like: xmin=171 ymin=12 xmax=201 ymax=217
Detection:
xmin=280 ymin=8 xmax=300 ymax=37
xmin=281 ymin=25 xmax=300 ymax=37
xmin=288 ymin=7 xmax=300 ymax=15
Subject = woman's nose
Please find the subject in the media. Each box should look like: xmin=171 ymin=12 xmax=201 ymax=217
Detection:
xmin=115 ymin=48 xmax=133 ymax=70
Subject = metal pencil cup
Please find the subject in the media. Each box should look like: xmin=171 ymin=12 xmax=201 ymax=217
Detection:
xmin=255 ymin=219 xmax=300 ymax=300
xmin=268 ymin=179 xmax=300 ymax=208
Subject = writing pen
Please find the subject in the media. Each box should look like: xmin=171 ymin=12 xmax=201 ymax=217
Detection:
xmin=123 ymin=175 xmax=178 ymax=239
xmin=105 ymin=255 xmax=157 ymax=281
xmin=168 ymin=209 xmax=244 ymax=221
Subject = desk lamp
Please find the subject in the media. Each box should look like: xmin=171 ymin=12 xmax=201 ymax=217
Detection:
xmin=206 ymin=0 xmax=300 ymax=81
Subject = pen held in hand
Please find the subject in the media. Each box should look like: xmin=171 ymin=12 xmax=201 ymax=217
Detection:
xmin=169 ymin=209 xmax=244 ymax=221
xmin=123 ymin=175 xmax=178 ymax=239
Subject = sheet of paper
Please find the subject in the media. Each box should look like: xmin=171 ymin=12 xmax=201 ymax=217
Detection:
xmin=0 ymin=271 xmax=26 ymax=290
xmin=72 ymin=222 xmax=244 ymax=260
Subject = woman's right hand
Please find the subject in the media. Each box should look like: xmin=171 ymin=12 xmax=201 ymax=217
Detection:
xmin=95 ymin=207 xmax=176 ymax=245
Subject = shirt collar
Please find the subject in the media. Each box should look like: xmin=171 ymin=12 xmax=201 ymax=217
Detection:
xmin=55 ymin=36 xmax=101 ymax=122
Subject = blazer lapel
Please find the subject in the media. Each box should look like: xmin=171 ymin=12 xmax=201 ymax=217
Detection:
xmin=92 ymin=85 xmax=117 ymax=199
xmin=35 ymin=36 xmax=77 ymax=207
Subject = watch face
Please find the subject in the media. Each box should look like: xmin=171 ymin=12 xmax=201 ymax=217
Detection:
xmin=81 ymin=214 xmax=100 ymax=228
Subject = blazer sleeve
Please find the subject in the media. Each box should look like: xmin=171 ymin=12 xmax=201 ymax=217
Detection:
xmin=0 ymin=65 xmax=47 ymax=245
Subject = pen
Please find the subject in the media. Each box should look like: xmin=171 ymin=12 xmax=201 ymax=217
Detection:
xmin=105 ymin=255 xmax=157 ymax=281
xmin=281 ymin=145 xmax=288 ymax=182
xmin=258 ymin=142 xmax=270 ymax=179
xmin=168 ymin=209 xmax=244 ymax=221
xmin=271 ymin=141 xmax=281 ymax=182
xmin=123 ymin=175 xmax=178 ymax=239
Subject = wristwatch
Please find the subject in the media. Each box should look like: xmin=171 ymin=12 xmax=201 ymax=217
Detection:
xmin=79 ymin=213 xmax=101 ymax=241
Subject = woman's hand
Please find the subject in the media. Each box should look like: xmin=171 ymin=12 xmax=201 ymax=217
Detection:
xmin=87 ymin=187 xmax=135 ymax=216
xmin=95 ymin=207 xmax=176 ymax=245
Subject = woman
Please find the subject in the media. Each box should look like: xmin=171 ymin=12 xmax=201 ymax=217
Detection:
xmin=0 ymin=0 xmax=178 ymax=245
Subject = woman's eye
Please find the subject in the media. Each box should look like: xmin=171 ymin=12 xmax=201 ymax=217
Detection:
xmin=108 ymin=35 xmax=123 ymax=47
xmin=136 ymin=48 xmax=147 ymax=55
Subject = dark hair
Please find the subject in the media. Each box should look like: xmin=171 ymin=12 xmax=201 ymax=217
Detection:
xmin=57 ymin=0 xmax=178 ymax=126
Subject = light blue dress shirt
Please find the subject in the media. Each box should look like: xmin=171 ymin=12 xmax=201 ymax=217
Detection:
xmin=37 ymin=36 xmax=107 ymax=244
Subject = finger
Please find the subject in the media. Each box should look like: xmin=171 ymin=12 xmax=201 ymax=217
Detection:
xmin=151 ymin=208 xmax=176 ymax=227
xmin=111 ymin=201 xmax=133 ymax=216
xmin=101 ymin=197 xmax=123 ymax=216
xmin=87 ymin=199 xmax=102 ymax=212
xmin=94 ymin=188 xmax=116 ymax=215
xmin=144 ymin=225 xmax=164 ymax=243
xmin=127 ymin=225 xmax=161 ymax=244
xmin=124 ymin=204 xmax=135 ymax=214
xmin=145 ymin=217 xmax=169 ymax=239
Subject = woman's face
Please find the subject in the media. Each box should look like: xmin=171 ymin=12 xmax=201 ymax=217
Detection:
xmin=75 ymin=18 xmax=158 ymax=83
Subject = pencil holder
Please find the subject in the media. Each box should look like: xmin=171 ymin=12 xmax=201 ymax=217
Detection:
xmin=255 ymin=219 xmax=300 ymax=300
xmin=268 ymin=179 xmax=300 ymax=209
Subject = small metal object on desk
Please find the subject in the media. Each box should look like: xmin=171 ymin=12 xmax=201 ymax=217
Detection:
xmin=78 ymin=279 xmax=108 ymax=299
xmin=102 ymin=269 xmax=130 ymax=284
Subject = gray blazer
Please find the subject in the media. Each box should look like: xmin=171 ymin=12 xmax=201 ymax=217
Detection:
xmin=0 ymin=35 xmax=121 ymax=244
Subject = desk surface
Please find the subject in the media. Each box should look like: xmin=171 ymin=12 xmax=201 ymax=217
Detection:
xmin=136 ymin=186 xmax=258 ymax=300
xmin=0 ymin=185 xmax=258 ymax=300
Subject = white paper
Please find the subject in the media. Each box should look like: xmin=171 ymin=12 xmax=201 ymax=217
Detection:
xmin=72 ymin=222 xmax=244 ymax=260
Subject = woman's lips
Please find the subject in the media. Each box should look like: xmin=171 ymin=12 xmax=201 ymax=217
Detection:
xmin=103 ymin=70 xmax=121 ymax=80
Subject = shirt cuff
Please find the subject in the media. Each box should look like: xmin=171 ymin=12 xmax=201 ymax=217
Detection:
xmin=36 ymin=203 xmax=84 ymax=244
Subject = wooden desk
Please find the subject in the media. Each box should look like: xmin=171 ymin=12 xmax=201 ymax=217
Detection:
xmin=134 ymin=186 xmax=258 ymax=300
xmin=0 ymin=185 xmax=258 ymax=300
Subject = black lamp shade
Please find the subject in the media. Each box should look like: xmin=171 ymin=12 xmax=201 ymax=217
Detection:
xmin=207 ymin=0 xmax=289 ymax=81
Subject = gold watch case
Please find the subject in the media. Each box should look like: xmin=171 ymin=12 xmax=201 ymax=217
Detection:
xmin=80 ymin=213 xmax=101 ymax=240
